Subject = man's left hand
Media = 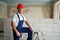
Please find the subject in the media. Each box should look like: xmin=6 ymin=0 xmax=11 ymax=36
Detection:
xmin=29 ymin=27 xmax=32 ymax=31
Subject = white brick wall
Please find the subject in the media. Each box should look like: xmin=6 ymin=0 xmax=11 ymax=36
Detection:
xmin=0 ymin=18 xmax=60 ymax=40
xmin=3 ymin=18 xmax=13 ymax=40
xmin=28 ymin=18 xmax=60 ymax=40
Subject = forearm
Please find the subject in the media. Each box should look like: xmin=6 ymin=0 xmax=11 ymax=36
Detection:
xmin=25 ymin=20 xmax=33 ymax=31
xmin=11 ymin=21 xmax=18 ymax=33
xmin=25 ymin=20 xmax=31 ymax=27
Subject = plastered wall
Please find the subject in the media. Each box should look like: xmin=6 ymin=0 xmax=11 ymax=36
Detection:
xmin=0 ymin=2 xmax=7 ymax=18
xmin=7 ymin=4 xmax=51 ymax=19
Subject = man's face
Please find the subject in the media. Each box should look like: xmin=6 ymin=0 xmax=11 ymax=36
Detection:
xmin=17 ymin=8 xmax=24 ymax=14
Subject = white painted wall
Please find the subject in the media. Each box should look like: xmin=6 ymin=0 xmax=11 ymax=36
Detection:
xmin=1 ymin=18 xmax=60 ymax=40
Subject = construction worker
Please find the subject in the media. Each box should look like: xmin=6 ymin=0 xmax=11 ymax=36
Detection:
xmin=11 ymin=3 xmax=33 ymax=40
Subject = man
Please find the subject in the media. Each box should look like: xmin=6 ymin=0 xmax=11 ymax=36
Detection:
xmin=11 ymin=3 xmax=32 ymax=40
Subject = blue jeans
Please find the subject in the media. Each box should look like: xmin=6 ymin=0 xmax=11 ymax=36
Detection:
xmin=13 ymin=27 xmax=32 ymax=40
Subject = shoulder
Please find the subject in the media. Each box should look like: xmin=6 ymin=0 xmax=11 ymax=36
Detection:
xmin=11 ymin=13 xmax=18 ymax=21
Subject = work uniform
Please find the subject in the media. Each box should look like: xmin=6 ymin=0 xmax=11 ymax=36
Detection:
xmin=11 ymin=13 xmax=32 ymax=40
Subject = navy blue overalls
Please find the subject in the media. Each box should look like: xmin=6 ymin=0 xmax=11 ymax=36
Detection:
xmin=13 ymin=13 xmax=32 ymax=40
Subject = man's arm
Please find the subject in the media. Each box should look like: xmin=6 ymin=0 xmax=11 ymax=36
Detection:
xmin=25 ymin=20 xmax=32 ymax=30
xmin=11 ymin=21 xmax=20 ymax=37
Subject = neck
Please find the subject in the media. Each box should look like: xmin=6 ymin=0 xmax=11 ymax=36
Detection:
xmin=18 ymin=12 xmax=23 ymax=15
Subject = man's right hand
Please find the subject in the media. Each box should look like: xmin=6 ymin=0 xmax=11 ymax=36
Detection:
xmin=16 ymin=31 xmax=21 ymax=37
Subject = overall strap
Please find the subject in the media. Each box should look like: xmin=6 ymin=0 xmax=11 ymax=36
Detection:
xmin=21 ymin=15 xmax=24 ymax=20
xmin=16 ymin=13 xmax=20 ymax=21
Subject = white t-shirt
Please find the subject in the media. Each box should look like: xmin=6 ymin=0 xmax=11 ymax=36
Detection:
xmin=11 ymin=13 xmax=26 ymax=27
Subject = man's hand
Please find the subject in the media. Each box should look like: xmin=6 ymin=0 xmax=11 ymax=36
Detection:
xmin=16 ymin=31 xmax=21 ymax=37
xmin=29 ymin=26 xmax=32 ymax=31
xmin=25 ymin=20 xmax=32 ymax=31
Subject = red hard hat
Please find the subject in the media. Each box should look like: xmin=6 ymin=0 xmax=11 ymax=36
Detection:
xmin=17 ymin=3 xmax=24 ymax=9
